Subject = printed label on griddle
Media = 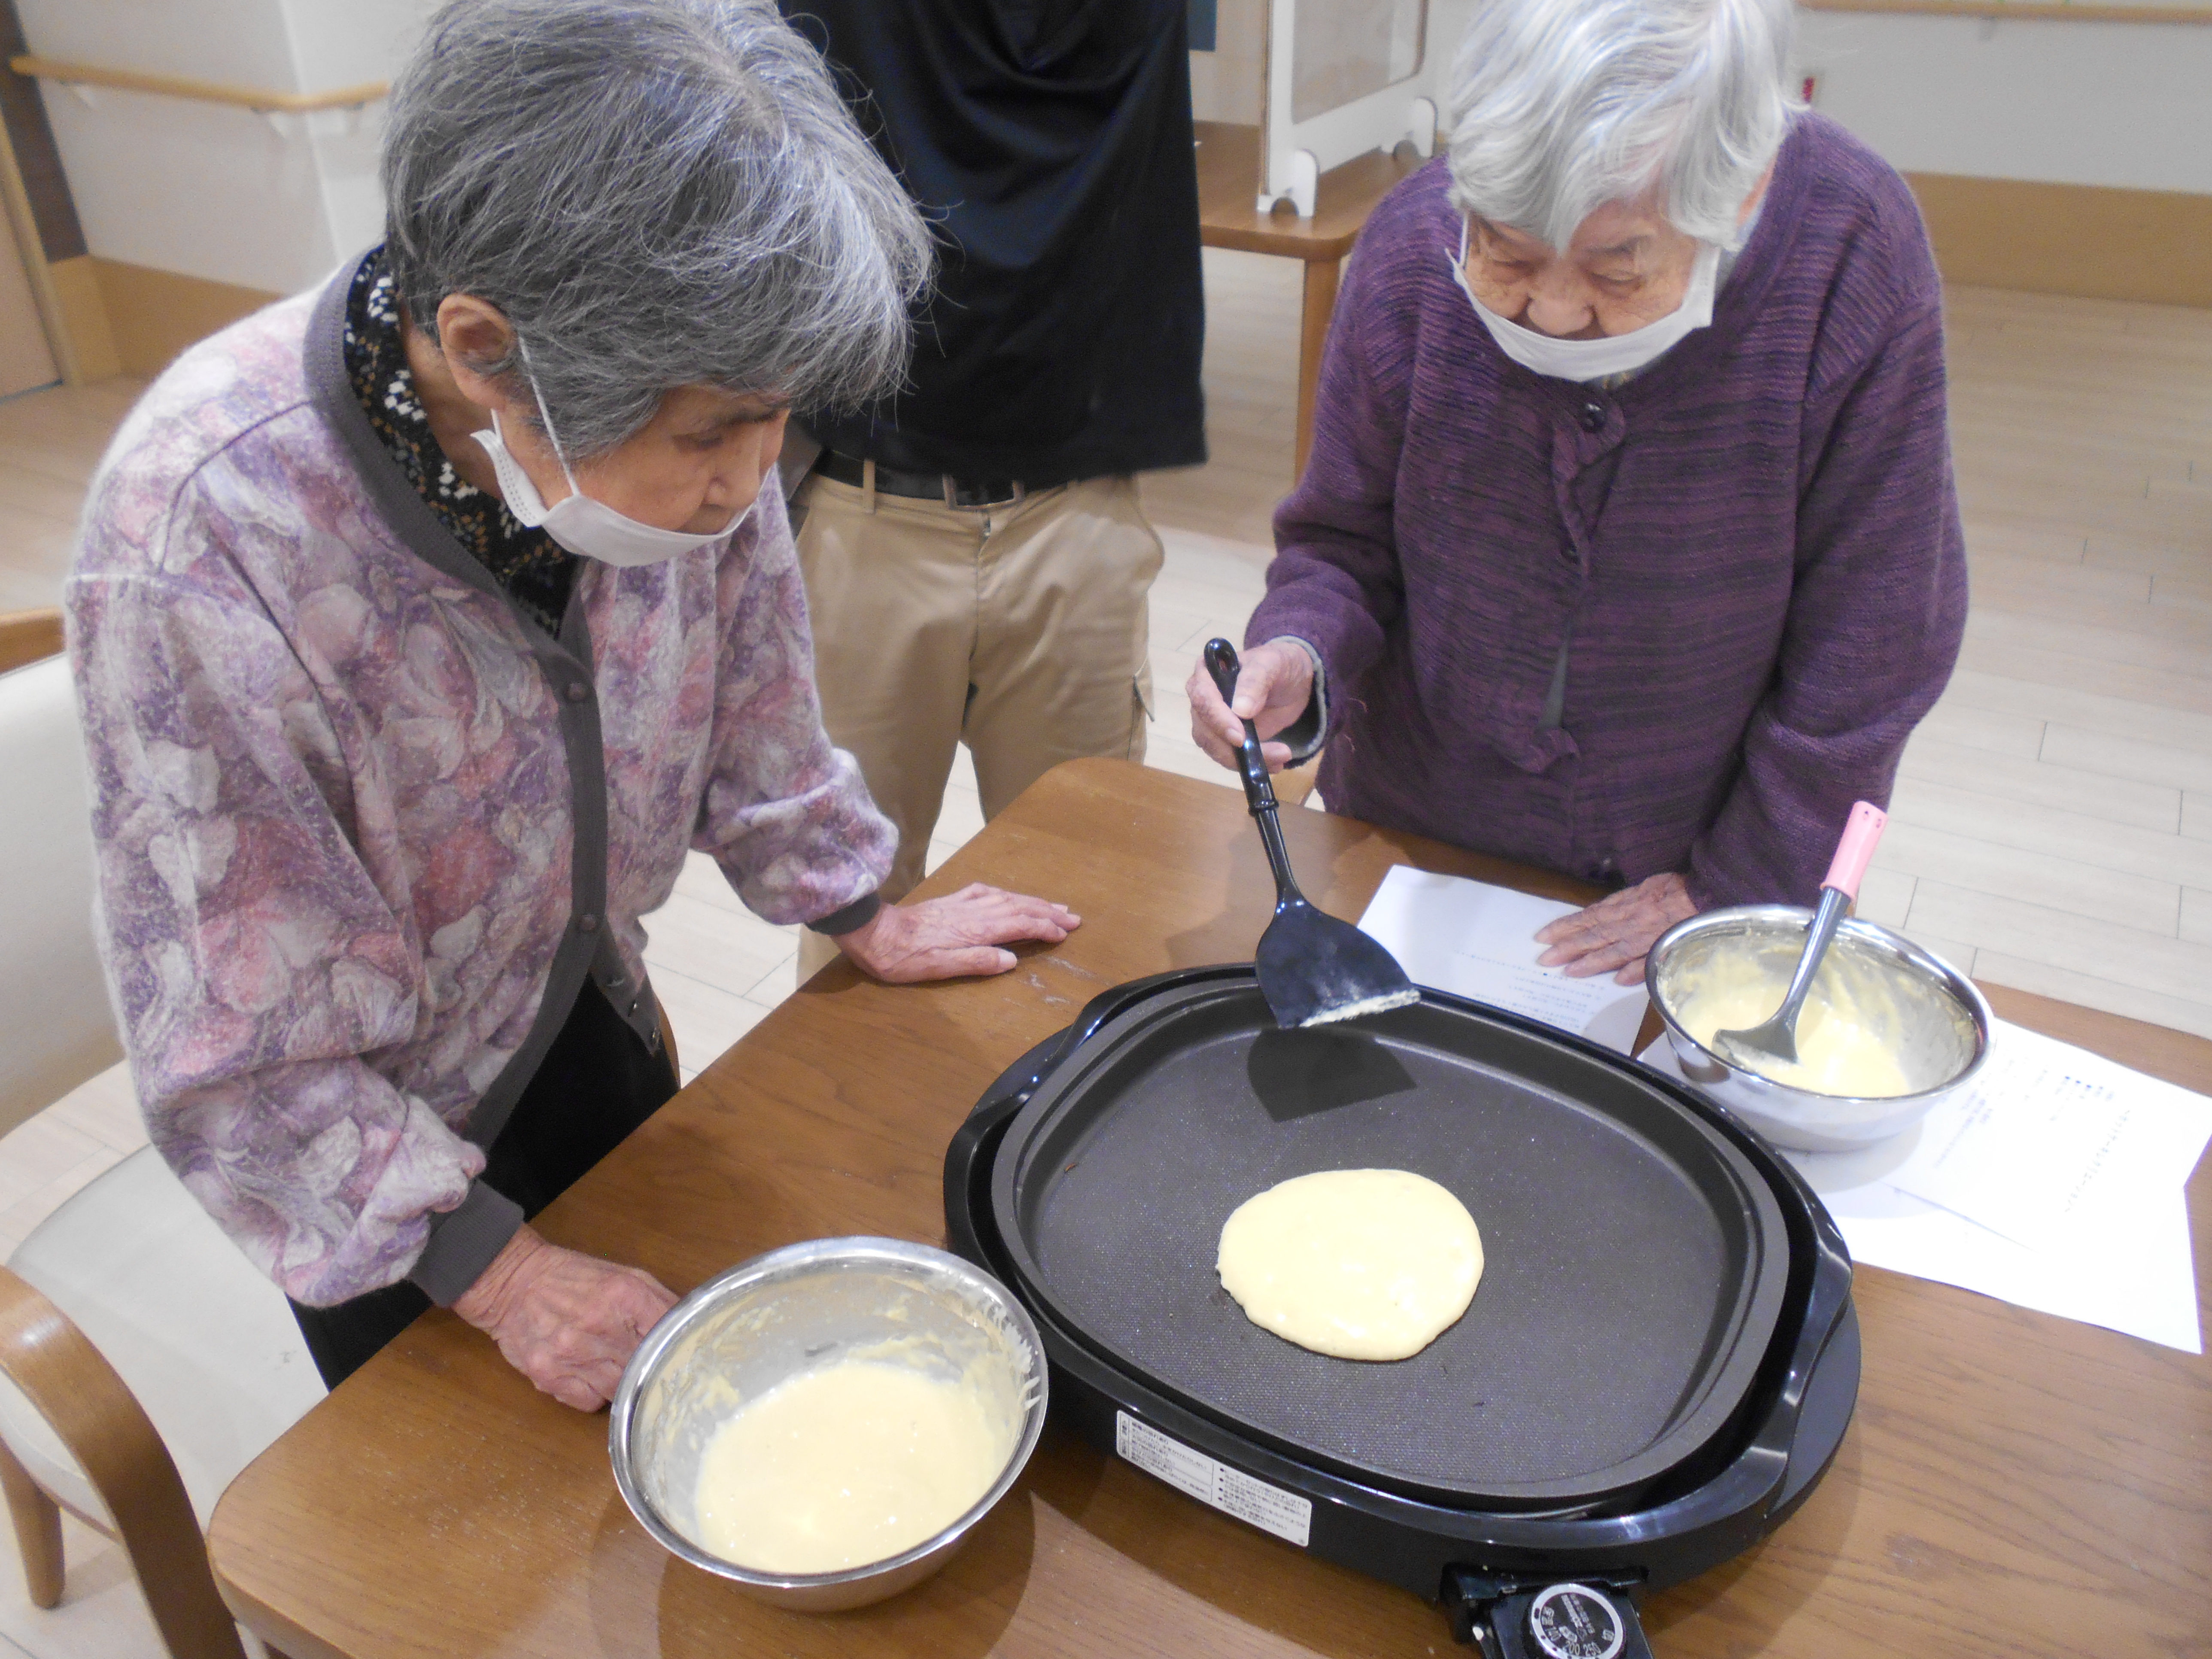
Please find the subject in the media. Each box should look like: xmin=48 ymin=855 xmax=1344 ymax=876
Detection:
xmin=1114 ymin=1412 xmax=1313 ymax=1547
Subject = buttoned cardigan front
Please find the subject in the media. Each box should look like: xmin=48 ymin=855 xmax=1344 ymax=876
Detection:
xmin=68 ymin=271 xmax=895 ymax=1307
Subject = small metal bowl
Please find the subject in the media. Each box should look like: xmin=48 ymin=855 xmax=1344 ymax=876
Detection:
xmin=609 ymin=1236 xmax=1047 ymax=1611
xmin=1646 ymin=905 xmax=1991 ymax=1153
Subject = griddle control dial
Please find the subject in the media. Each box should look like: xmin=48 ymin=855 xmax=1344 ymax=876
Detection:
xmin=1525 ymin=1584 xmax=1629 ymax=1659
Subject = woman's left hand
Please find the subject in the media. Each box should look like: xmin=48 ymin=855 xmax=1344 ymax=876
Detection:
xmin=836 ymin=884 xmax=1082 ymax=982
xmin=1533 ymin=872 xmax=1697 ymax=985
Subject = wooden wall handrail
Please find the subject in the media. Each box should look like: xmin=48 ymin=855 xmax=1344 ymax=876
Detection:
xmin=1804 ymin=0 xmax=2212 ymax=21
xmin=0 ymin=608 xmax=64 ymax=677
xmin=7 ymin=55 xmax=388 ymax=114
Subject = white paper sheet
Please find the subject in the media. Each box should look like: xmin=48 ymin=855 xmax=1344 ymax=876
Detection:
xmin=1639 ymin=1038 xmax=2206 ymax=1353
xmin=1884 ymin=1022 xmax=2212 ymax=1253
xmin=1357 ymin=866 xmax=1648 ymax=1054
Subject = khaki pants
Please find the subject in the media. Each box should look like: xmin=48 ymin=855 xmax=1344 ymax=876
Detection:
xmin=793 ymin=471 xmax=1162 ymax=975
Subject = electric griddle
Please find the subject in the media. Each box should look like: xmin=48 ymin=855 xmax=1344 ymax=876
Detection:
xmin=946 ymin=966 xmax=1858 ymax=1658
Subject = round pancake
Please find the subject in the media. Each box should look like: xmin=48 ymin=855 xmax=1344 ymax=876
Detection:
xmin=1216 ymin=1169 xmax=1484 ymax=1361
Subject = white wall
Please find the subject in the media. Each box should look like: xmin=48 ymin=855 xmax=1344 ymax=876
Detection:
xmin=1796 ymin=12 xmax=2212 ymax=197
xmin=41 ymin=0 xmax=2209 ymax=297
xmin=283 ymin=0 xmax=424 ymax=284
xmin=1194 ymin=0 xmax=1449 ymax=131
xmin=1191 ymin=0 xmax=1267 ymax=125
xmin=1425 ymin=1 xmax=2212 ymax=198
xmin=19 ymin=0 xmax=427 ymax=295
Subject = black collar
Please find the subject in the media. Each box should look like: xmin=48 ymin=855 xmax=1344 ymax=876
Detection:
xmin=302 ymin=250 xmax=579 ymax=655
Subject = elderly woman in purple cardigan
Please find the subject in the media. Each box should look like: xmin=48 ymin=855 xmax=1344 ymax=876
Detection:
xmin=1190 ymin=0 xmax=1966 ymax=985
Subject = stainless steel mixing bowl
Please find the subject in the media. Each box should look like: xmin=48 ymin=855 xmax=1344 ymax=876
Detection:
xmin=1646 ymin=906 xmax=1992 ymax=1152
xmin=608 ymin=1236 xmax=1048 ymax=1610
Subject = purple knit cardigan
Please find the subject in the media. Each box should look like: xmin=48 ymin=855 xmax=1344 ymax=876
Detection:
xmin=1249 ymin=113 xmax=1966 ymax=907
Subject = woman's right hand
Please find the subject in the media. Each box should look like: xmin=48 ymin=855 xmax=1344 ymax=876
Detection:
xmin=1186 ymin=639 xmax=1315 ymax=774
xmin=453 ymin=1224 xmax=677 ymax=1410
xmin=836 ymin=884 xmax=1081 ymax=981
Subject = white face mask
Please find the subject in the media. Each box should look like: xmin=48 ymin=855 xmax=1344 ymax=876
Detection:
xmin=1448 ymin=219 xmax=1720 ymax=384
xmin=471 ymin=365 xmax=747 ymax=568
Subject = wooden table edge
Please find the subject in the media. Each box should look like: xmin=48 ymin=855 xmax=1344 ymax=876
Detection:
xmin=201 ymin=760 xmax=2212 ymax=1659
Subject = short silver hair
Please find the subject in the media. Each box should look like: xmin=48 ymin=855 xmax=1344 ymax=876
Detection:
xmin=383 ymin=0 xmax=931 ymax=456
xmin=1445 ymin=0 xmax=1798 ymax=254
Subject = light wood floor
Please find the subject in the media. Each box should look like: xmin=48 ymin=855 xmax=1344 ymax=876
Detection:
xmin=0 ymin=252 xmax=2205 ymax=1653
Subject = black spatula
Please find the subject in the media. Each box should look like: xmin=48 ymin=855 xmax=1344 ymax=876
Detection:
xmin=1204 ymin=638 xmax=1419 ymax=1029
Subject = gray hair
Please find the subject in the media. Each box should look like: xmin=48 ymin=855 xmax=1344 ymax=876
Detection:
xmin=1445 ymin=0 xmax=1798 ymax=254
xmin=383 ymin=0 xmax=931 ymax=456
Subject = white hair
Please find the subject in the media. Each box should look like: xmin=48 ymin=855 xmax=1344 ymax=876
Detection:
xmin=1445 ymin=0 xmax=1799 ymax=253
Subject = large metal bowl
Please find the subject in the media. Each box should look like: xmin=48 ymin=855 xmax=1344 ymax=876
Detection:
xmin=608 ymin=1236 xmax=1048 ymax=1610
xmin=1646 ymin=906 xmax=1991 ymax=1152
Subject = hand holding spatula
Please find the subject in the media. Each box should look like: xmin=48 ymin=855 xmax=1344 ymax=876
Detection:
xmin=1203 ymin=639 xmax=1419 ymax=1030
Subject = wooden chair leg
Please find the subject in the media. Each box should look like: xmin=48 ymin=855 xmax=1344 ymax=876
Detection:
xmin=0 ymin=1431 xmax=63 ymax=1607
xmin=0 ymin=1268 xmax=246 ymax=1659
xmin=1294 ymin=255 xmax=1342 ymax=481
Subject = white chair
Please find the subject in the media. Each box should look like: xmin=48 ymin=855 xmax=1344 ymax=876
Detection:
xmin=0 ymin=615 xmax=325 ymax=1659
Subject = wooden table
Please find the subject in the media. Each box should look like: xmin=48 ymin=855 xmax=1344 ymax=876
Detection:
xmin=1194 ymin=122 xmax=1422 ymax=477
xmin=209 ymin=760 xmax=2212 ymax=1659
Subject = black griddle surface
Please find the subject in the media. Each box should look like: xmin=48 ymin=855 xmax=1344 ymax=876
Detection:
xmin=989 ymin=984 xmax=1789 ymax=1508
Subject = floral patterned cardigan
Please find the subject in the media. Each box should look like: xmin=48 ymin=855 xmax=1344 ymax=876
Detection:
xmin=65 ymin=264 xmax=895 ymax=1308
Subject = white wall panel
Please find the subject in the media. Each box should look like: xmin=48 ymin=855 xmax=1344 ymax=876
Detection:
xmin=34 ymin=88 xmax=340 ymax=292
xmin=278 ymin=0 xmax=424 ymax=89
xmin=307 ymin=114 xmax=391 ymax=267
xmin=1423 ymin=2 xmax=2212 ymax=198
xmin=286 ymin=0 xmax=425 ymax=268
xmin=18 ymin=0 xmax=426 ymax=295
xmin=1797 ymin=12 xmax=2212 ymax=196
xmin=18 ymin=0 xmax=297 ymax=88
xmin=1191 ymin=0 xmax=1267 ymax=125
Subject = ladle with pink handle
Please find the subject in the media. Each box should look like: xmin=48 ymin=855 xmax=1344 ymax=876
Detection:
xmin=1713 ymin=802 xmax=1890 ymax=1071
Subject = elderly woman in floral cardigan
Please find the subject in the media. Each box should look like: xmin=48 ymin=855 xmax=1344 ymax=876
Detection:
xmin=67 ymin=0 xmax=1077 ymax=1407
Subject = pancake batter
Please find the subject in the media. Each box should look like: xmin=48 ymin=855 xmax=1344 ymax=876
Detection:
xmin=1217 ymin=1169 xmax=1484 ymax=1361
xmin=1675 ymin=948 xmax=1913 ymax=1097
xmin=692 ymin=1359 xmax=1012 ymax=1574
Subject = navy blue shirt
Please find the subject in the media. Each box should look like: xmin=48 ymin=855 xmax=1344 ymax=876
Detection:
xmin=785 ymin=0 xmax=1207 ymax=480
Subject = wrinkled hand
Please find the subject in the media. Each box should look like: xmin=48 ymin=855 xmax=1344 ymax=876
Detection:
xmin=453 ymin=1224 xmax=677 ymax=1411
xmin=836 ymin=883 xmax=1081 ymax=982
xmin=1186 ymin=640 xmax=1315 ymax=774
xmin=1534 ymin=872 xmax=1698 ymax=985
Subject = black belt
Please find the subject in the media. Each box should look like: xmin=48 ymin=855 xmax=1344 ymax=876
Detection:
xmin=815 ymin=450 xmax=1063 ymax=509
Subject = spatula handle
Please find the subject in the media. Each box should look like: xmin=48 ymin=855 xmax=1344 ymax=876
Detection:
xmin=1204 ymin=639 xmax=1276 ymax=810
xmin=1203 ymin=638 xmax=1303 ymax=902
xmin=1821 ymin=801 xmax=1888 ymax=900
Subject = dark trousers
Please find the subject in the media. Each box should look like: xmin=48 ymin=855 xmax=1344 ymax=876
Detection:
xmin=290 ymin=980 xmax=679 ymax=1387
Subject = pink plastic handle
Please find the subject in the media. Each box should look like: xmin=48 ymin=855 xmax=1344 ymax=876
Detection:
xmin=1820 ymin=800 xmax=1887 ymax=900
